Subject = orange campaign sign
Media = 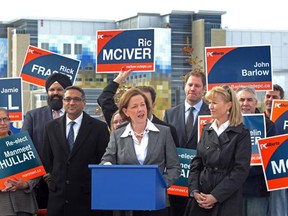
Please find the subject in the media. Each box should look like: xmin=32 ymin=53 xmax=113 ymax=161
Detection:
xmin=258 ymin=134 xmax=288 ymax=191
xmin=270 ymin=100 xmax=288 ymax=135
xmin=198 ymin=115 xmax=212 ymax=141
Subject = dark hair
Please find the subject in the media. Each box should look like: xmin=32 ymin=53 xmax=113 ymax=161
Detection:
xmin=136 ymin=86 xmax=156 ymax=103
xmin=64 ymin=86 xmax=86 ymax=100
xmin=183 ymin=68 xmax=206 ymax=86
xmin=273 ymin=84 xmax=284 ymax=99
xmin=0 ymin=107 xmax=9 ymax=116
xmin=118 ymin=88 xmax=151 ymax=122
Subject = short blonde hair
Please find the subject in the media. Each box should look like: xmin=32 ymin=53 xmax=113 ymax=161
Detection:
xmin=205 ymin=85 xmax=243 ymax=126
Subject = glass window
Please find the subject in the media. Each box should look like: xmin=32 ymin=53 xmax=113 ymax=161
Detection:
xmin=63 ymin=43 xmax=71 ymax=54
xmin=41 ymin=43 xmax=49 ymax=50
xmin=74 ymin=44 xmax=82 ymax=55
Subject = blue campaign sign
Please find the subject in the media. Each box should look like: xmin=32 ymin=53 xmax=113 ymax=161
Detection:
xmin=0 ymin=131 xmax=46 ymax=189
xmin=205 ymin=45 xmax=272 ymax=91
xmin=167 ymin=148 xmax=196 ymax=197
xmin=0 ymin=77 xmax=23 ymax=121
xmin=20 ymin=45 xmax=80 ymax=87
xmin=243 ymin=114 xmax=266 ymax=166
xmin=96 ymin=29 xmax=155 ymax=73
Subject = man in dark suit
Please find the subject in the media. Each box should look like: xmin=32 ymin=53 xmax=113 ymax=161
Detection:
xmin=164 ymin=69 xmax=210 ymax=149
xmin=163 ymin=69 xmax=210 ymax=216
xmin=97 ymin=68 xmax=179 ymax=147
xmin=42 ymin=86 xmax=111 ymax=216
xmin=21 ymin=73 xmax=72 ymax=209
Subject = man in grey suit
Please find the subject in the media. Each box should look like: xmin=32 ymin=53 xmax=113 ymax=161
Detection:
xmin=42 ymin=86 xmax=111 ymax=216
xmin=21 ymin=73 xmax=72 ymax=209
xmin=163 ymin=69 xmax=210 ymax=216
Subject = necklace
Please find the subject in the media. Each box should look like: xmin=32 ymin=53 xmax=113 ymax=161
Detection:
xmin=133 ymin=130 xmax=145 ymax=138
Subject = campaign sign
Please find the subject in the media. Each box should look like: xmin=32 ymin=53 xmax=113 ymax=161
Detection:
xmin=243 ymin=114 xmax=266 ymax=165
xmin=198 ymin=115 xmax=213 ymax=142
xmin=96 ymin=29 xmax=155 ymax=73
xmin=167 ymin=148 xmax=196 ymax=197
xmin=198 ymin=114 xmax=266 ymax=166
xmin=20 ymin=45 xmax=80 ymax=87
xmin=271 ymin=100 xmax=288 ymax=135
xmin=258 ymin=134 xmax=288 ymax=191
xmin=0 ymin=131 xmax=46 ymax=190
xmin=205 ymin=45 xmax=272 ymax=91
xmin=0 ymin=77 xmax=23 ymax=121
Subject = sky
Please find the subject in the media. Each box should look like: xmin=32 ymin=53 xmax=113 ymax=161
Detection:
xmin=1 ymin=0 xmax=288 ymax=31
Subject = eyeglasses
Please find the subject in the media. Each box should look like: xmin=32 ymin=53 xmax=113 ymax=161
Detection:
xmin=63 ymin=97 xmax=84 ymax=102
xmin=0 ymin=117 xmax=10 ymax=123
xmin=112 ymin=119 xmax=125 ymax=125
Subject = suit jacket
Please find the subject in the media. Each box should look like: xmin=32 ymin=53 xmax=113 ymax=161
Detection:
xmin=152 ymin=115 xmax=179 ymax=147
xmin=22 ymin=106 xmax=53 ymax=159
xmin=164 ymin=102 xmax=210 ymax=149
xmin=43 ymin=112 xmax=110 ymax=216
xmin=21 ymin=105 xmax=53 ymax=209
xmin=101 ymin=123 xmax=181 ymax=189
xmin=0 ymin=178 xmax=39 ymax=215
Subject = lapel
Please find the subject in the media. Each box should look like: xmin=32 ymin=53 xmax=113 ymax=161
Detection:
xmin=54 ymin=116 xmax=70 ymax=155
xmin=143 ymin=130 xmax=159 ymax=164
xmin=178 ymin=104 xmax=187 ymax=140
xmin=204 ymin=124 xmax=231 ymax=147
xmin=207 ymin=128 xmax=220 ymax=146
xmin=121 ymin=135 xmax=140 ymax=164
xmin=43 ymin=106 xmax=53 ymax=121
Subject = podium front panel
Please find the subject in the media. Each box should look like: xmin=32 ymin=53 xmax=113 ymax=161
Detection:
xmin=89 ymin=165 xmax=167 ymax=210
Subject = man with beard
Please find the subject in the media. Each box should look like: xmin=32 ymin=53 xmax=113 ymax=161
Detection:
xmin=22 ymin=73 xmax=72 ymax=210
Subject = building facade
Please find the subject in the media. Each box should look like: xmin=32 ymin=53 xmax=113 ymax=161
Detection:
xmin=1 ymin=10 xmax=287 ymax=121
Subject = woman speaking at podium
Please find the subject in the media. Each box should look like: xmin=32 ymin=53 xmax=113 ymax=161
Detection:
xmin=101 ymin=88 xmax=181 ymax=216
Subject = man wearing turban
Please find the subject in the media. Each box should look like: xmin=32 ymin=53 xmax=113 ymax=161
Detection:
xmin=21 ymin=73 xmax=72 ymax=210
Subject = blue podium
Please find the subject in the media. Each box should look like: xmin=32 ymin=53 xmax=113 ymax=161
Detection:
xmin=88 ymin=165 xmax=167 ymax=210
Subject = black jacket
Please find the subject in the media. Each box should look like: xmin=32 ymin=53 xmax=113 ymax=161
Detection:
xmin=186 ymin=123 xmax=251 ymax=216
